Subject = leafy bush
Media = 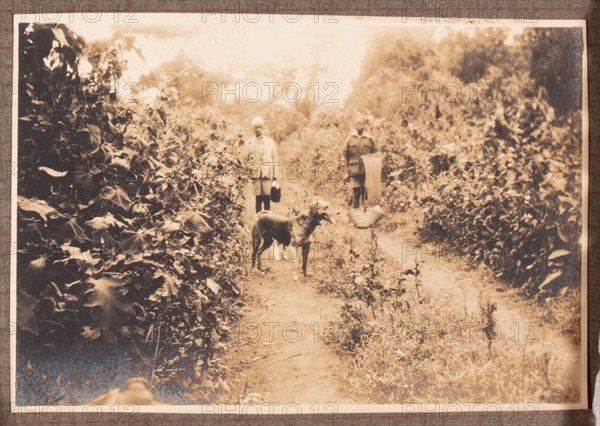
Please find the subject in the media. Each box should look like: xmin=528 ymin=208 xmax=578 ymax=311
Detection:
xmin=281 ymin=119 xmax=348 ymax=203
xmin=420 ymin=101 xmax=582 ymax=298
xmin=316 ymin=230 xmax=412 ymax=352
xmin=294 ymin=27 xmax=583 ymax=300
xmin=17 ymin=23 xmax=247 ymax=392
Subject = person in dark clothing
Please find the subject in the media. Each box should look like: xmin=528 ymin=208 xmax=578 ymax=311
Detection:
xmin=345 ymin=115 xmax=378 ymax=209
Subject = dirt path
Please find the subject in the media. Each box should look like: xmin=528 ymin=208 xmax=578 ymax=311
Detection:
xmin=224 ymin=181 xmax=356 ymax=405
xmin=225 ymin=172 xmax=582 ymax=404
xmin=229 ymin=261 xmax=355 ymax=404
xmin=376 ymin=231 xmax=582 ymax=392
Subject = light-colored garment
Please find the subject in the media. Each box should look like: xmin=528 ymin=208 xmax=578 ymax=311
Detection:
xmin=251 ymin=178 xmax=272 ymax=197
xmin=245 ymin=135 xmax=279 ymax=196
xmin=361 ymin=152 xmax=383 ymax=204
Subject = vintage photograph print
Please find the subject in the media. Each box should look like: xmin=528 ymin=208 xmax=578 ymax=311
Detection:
xmin=11 ymin=13 xmax=587 ymax=414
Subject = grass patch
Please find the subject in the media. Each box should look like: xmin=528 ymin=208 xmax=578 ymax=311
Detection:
xmin=314 ymin=230 xmax=580 ymax=404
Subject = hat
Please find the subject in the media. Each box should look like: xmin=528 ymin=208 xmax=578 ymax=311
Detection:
xmin=251 ymin=116 xmax=264 ymax=128
xmin=355 ymin=114 xmax=367 ymax=126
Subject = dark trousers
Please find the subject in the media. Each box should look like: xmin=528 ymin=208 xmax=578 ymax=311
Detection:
xmin=353 ymin=187 xmax=366 ymax=209
xmin=255 ymin=195 xmax=270 ymax=213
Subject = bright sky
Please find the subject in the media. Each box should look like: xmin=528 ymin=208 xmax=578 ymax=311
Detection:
xmin=67 ymin=15 xmax=378 ymax=103
xmin=29 ymin=13 xmax=528 ymax=104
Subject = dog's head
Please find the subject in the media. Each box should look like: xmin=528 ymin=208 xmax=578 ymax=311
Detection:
xmin=307 ymin=199 xmax=335 ymax=224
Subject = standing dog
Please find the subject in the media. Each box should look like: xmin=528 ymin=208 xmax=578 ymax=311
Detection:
xmin=251 ymin=200 xmax=334 ymax=277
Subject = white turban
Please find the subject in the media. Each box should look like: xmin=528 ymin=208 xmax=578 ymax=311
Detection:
xmin=251 ymin=116 xmax=264 ymax=128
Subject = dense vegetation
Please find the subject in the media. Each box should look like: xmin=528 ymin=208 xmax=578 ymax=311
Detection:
xmin=16 ymin=23 xmax=583 ymax=405
xmin=296 ymin=27 xmax=583 ymax=403
xmin=286 ymin=27 xmax=583 ymax=299
xmin=315 ymin=229 xmax=579 ymax=403
xmin=17 ymin=23 xmax=247 ymax=400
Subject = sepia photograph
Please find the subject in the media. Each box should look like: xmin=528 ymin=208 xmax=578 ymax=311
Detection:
xmin=10 ymin=12 xmax=587 ymax=415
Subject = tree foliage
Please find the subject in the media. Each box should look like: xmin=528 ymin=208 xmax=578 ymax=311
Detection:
xmin=17 ymin=23 xmax=247 ymax=394
xmin=288 ymin=27 xmax=583 ymax=299
xmin=441 ymin=28 xmax=511 ymax=84
xmin=522 ymin=28 xmax=583 ymax=116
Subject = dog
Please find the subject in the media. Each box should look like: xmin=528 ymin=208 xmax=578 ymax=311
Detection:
xmin=251 ymin=200 xmax=334 ymax=277
xmin=274 ymin=206 xmax=301 ymax=261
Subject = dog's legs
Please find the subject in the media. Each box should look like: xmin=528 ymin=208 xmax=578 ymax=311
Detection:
xmin=273 ymin=243 xmax=281 ymax=261
xmin=251 ymin=226 xmax=262 ymax=270
xmin=301 ymin=243 xmax=312 ymax=277
xmin=292 ymin=246 xmax=301 ymax=280
xmin=256 ymin=237 xmax=273 ymax=271
xmin=277 ymin=244 xmax=291 ymax=261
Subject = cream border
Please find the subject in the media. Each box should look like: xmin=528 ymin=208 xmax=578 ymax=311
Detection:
xmin=10 ymin=14 xmax=589 ymax=414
